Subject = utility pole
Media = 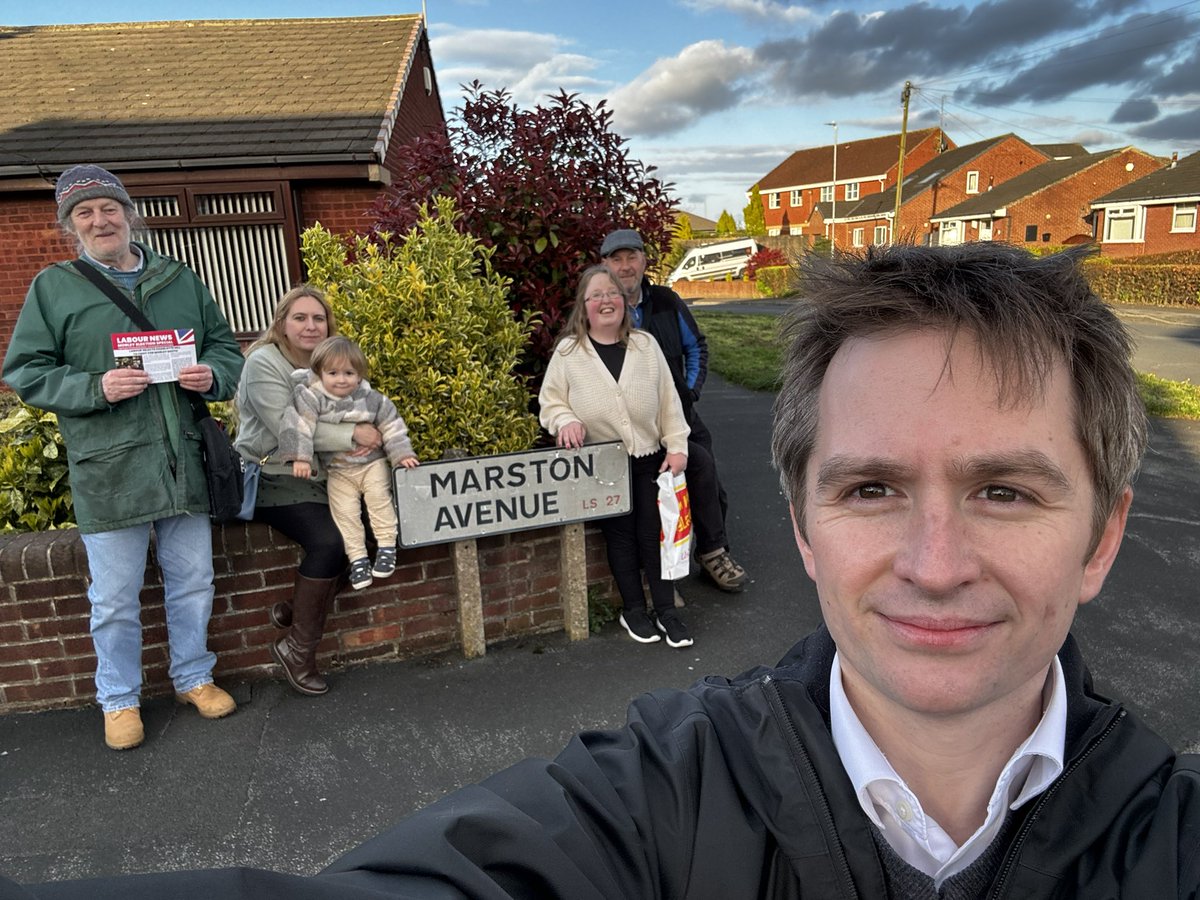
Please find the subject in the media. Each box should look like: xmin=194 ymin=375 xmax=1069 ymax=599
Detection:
xmin=892 ymin=80 xmax=912 ymax=244
xmin=826 ymin=121 xmax=838 ymax=257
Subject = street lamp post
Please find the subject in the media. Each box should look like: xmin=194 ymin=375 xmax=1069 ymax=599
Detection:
xmin=826 ymin=121 xmax=838 ymax=256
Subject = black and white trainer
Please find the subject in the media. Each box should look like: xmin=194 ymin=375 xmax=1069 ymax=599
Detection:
xmin=619 ymin=609 xmax=661 ymax=643
xmin=655 ymin=609 xmax=694 ymax=648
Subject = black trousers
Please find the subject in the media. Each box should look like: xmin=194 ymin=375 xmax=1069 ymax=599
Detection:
xmin=600 ymin=451 xmax=675 ymax=616
xmin=686 ymin=410 xmax=730 ymax=554
xmin=255 ymin=501 xmax=347 ymax=579
xmin=685 ymin=440 xmax=727 ymax=555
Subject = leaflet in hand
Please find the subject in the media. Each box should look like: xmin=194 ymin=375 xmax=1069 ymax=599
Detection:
xmin=111 ymin=329 xmax=197 ymax=383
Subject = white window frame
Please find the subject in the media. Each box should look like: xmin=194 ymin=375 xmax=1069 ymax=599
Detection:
xmin=789 ymin=189 xmax=802 ymax=207
xmin=820 ymin=185 xmax=834 ymax=203
xmin=768 ymin=192 xmax=780 ymax=209
xmin=1103 ymin=206 xmax=1143 ymax=243
xmin=767 ymin=226 xmax=782 ymax=236
xmin=873 ymin=225 xmax=889 ymax=245
xmin=966 ymin=170 xmax=980 ymax=194
xmin=852 ymin=227 xmax=864 ymax=247
xmin=844 ymin=182 xmax=860 ymax=201
xmin=1171 ymin=203 xmax=1197 ymax=233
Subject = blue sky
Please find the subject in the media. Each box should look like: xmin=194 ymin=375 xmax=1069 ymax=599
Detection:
xmin=12 ymin=0 xmax=1200 ymax=223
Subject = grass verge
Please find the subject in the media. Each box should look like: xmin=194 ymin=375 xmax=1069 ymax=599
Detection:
xmin=695 ymin=310 xmax=1200 ymax=420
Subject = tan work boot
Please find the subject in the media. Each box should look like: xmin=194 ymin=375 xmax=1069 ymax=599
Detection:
xmin=175 ymin=683 xmax=237 ymax=719
xmin=104 ymin=707 xmax=144 ymax=750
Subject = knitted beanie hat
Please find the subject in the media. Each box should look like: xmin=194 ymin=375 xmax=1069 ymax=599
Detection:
xmin=55 ymin=165 xmax=133 ymax=223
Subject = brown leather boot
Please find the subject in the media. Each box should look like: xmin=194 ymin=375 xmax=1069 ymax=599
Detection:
xmin=270 ymin=573 xmax=337 ymax=696
xmin=268 ymin=601 xmax=292 ymax=629
xmin=270 ymin=569 xmax=348 ymax=628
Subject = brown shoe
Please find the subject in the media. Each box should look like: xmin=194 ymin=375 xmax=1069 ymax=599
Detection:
xmin=104 ymin=707 xmax=144 ymax=750
xmin=699 ymin=549 xmax=748 ymax=592
xmin=175 ymin=683 xmax=237 ymax=719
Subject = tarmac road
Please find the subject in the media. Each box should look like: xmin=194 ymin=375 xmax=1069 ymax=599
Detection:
xmin=1 ymin=370 xmax=1198 ymax=887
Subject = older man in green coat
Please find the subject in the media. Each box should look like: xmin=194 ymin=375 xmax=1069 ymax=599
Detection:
xmin=3 ymin=165 xmax=244 ymax=751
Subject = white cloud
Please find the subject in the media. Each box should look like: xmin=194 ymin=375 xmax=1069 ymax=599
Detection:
xmin=430 ymin=26 xmax=611 ymax=104
xmin=680 ymin=0 xmax=818 ymax=25
xmin=607 ymin=40 xmax=759 ymax=137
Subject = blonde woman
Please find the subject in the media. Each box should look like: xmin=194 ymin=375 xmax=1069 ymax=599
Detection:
xmin=234 ymin=286 xmax=383 ymax=695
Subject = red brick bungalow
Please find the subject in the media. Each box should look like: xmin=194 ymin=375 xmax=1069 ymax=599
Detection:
xmin=754 ymin=128 xmax=953 ymax=239
xmin=0 ymin=15 xmax=445 ymax=361
xmin=835 ymin=134 xmax=1050 ymax=249
xmin=929 ymin=147 xmax=1163 ymax=247
xmin=1091 ymin=151 xmax=1200 ymax=258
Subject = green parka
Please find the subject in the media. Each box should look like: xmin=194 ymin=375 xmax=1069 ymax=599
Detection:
xmin=2 ymin=244 xmax=243 ymax=533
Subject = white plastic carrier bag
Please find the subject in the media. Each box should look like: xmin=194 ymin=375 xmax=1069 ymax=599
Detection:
xmin=657 ymin=471 xmax=693 ymax=580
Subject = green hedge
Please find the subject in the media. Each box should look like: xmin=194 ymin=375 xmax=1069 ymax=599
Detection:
xmin=1084 ymin=260 xmax=1200 ymax=307
xmin=756 ymin=266 xmax=791 ymax=298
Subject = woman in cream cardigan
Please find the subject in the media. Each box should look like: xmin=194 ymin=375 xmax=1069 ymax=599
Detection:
xmin=539 ymin=265 xmax=694 ymax=648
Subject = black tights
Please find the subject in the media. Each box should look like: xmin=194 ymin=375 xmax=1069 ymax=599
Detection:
xmin=599 ymin=452 xmax=674 ymax=617
xmin=254 ymin=502 xmax=347 ymax=579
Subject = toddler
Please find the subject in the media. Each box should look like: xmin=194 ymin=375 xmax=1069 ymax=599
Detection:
xmin=280 ymin=336 xmax=419 ymax=589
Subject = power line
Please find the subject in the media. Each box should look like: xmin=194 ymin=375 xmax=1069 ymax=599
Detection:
xmin=918 ymin=86 xmax=1200 ymax=154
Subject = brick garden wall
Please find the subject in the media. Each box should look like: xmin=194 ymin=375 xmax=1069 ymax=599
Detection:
xmin=0 ymin=522 xmax=617 ymax=714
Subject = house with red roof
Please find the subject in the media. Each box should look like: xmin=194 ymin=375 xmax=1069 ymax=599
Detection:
xmin=753 ymin=128 xmax=953 ymax=239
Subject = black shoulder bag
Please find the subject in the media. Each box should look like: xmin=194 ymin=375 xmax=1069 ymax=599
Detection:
xmin=72 ymin=259 xmax=244 ymax=524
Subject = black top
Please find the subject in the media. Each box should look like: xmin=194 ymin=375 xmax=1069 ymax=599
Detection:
xmin=589 ymin=336 xmax=626 ymax=382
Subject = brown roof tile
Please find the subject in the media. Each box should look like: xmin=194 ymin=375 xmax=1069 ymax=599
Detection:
xmin=758 ymin=128 xmax=945 ymax=192
xmin=0 ymin=16 xmax=424 ymax=174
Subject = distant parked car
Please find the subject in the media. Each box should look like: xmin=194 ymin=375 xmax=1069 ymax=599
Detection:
xmin=667 ymin=238 xmax=759 ymax=286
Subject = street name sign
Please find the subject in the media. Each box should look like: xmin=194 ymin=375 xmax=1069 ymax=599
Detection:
xmin=394 ymin=442 xmax=631 ymax=547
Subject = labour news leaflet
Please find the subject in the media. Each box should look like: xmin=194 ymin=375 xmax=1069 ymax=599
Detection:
xmin=110 ymin=329 xmax=197 ymax=383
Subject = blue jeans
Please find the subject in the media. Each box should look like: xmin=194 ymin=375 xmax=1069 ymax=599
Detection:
xmin=81 ymin=514 xmax=218 ymax=712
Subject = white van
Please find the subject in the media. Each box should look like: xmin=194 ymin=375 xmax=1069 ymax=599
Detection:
xmin=667 ymin=238 xmax=759 ymax=286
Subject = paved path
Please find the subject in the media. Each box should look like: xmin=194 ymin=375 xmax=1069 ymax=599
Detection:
xmin=2 ymin=375 xmax=1199 ymax=886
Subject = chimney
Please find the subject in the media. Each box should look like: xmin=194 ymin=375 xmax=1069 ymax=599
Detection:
xmin=1171 ymin=152 xmax=1179 ymax=168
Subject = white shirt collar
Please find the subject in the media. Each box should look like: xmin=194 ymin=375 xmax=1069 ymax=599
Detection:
xmin=829 ymin=651 xmax=1066 ymax=887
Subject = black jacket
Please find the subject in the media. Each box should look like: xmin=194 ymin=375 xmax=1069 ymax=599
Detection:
xmin=636 ymin=279 xmax=708 ymax=423
xmin=10 ymin=628 xmax=1200 ymax=898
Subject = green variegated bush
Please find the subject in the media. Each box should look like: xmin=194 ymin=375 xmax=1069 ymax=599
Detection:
xmin=0 ymin=402 xmax=74 ymax=532
xmin=303 ymin=196 xmax=540 ymax=460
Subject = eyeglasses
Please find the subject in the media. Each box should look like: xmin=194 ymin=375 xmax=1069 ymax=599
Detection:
xmin=585 ymin=290 xmax=624 ymax=303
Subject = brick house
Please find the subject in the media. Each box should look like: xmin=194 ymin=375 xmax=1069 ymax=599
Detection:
xmin=754 ymin=128 xmax=953 ymax=238
xmin=836 ymin=134 xmax=1050 ymax=249
xmin=0 ymin=15 xmax=445 ymax=362
xmin=930 ymin=147 xmax=1164 ymax=247
xmin=1091 ymin=152 xmax=1200 ymax=258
